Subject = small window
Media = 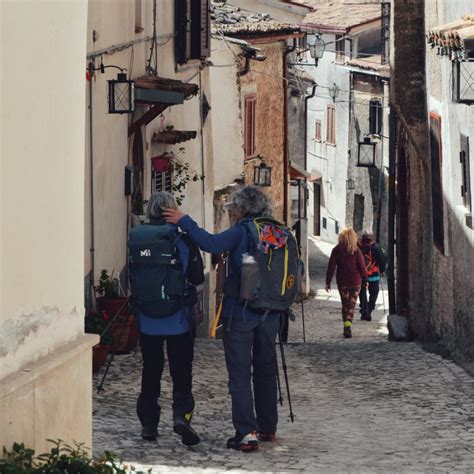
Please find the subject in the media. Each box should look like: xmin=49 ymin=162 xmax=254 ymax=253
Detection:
xmin=244 ymin=95 xmax=257 ymax=159
xmin=154 ymin=171 xmax=172 ymax=193
xmin=315 ymin=120 xmax=322 ymax=142
xmin=430 ymin=113 xmax=444 ymax=253
xmin=327 ymin=106 xmax=336 ymax=145
xmin=176 ymin=0 xmax=211 ymax=64
xmin=135 ymin=0 xmax=144 ymax=33
xmin=460 ymin=134 xmax=472 ymax=212
xmin=369 ymin=99 xmax=383 ymax=135
xmin=322 ymin=217 xmax=327 ymax=229
xmin=335 ymin=34 xmax=345 ymax=63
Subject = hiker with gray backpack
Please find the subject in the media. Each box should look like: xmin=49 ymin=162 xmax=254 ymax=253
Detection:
xmin=128 ymin=192 xmax=204 ymax=446
xmin=163 ymin=186 xmax=302 ymax=452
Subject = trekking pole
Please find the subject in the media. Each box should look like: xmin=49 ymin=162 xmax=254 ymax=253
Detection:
xmin=380 ymin=277 xmax=387 ymax=314
xmin=301 ymin=295 xmax=306 ymax=344
xmin=97 ymin=299 xmax=131 ymax=394
xmin=275 ymin=357 xmax=284 ymax=406
xmin=277 ymin=329 xmax=294 ymax=422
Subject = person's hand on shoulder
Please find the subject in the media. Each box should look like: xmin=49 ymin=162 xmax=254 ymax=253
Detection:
xmin=162 ymin=208 xmax=185 ymax=225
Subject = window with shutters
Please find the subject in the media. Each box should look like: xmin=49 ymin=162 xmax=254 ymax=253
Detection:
xmin=153 ymin=170 xmax=172 ymax=194
xmin=244 ymin=95 xmax=257 ymax=160
xmin=460 ymin=134 xmax=472 ymax=212
xmin=369 ymin=99 xmax=383 ymax=135
xmin=335 ymin=34 xmax=345 ymax=64
xmin=315 ymin=120 xmax=322 ymax=142
xmin=175 ymin=0 xmax=210 ymax=65
xmin=326 ymin=106 xmax=336 ymax=145
xmin=430 ymin=113 xmax=444 ymax=253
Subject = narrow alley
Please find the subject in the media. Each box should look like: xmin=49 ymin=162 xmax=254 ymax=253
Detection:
xmin=93 ymin=240 xmax=474 ymax=473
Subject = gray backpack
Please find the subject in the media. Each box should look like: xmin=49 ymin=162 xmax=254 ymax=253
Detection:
xmin=239 ymin=218 xmax=302 ymax=312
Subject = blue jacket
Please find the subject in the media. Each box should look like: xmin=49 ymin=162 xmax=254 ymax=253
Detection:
xmin=178 ymin=215 xmax=279 ymax=321
xmin=138 ymin=224 xmax=190 ymax=336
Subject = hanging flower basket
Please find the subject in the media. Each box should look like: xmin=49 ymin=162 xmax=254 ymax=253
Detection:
xmin=151 ymin=154 xmax=171 ymax=173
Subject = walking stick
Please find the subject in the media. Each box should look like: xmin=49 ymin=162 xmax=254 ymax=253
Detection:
xmin=275 ymin=357 xmax=284 ymax=406
xmin=277 ymin=329 xmax=294 ymax=422
xmin=380 ymin=277 xmax=387 ymax=314
xmin=301 ymin=295 xmax=306 ymax=344
xmin=96 ymin=299 xmax=131 ymax=394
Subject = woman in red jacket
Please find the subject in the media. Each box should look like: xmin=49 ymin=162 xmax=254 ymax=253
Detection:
xmin=325 ymin=228 xmax=368 ymax=338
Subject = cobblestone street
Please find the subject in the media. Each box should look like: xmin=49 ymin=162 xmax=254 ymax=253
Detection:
xmin=93 ymin=240 xmax=474 ymax=473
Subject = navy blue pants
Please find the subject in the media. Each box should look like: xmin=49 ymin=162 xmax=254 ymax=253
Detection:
xmin=137 ymin=332 xmax=195 ymax=429
xmin=359 ymin=280 xmax=380 ymax=316
xmin=223 ymin=315 xmax=280 ymax=436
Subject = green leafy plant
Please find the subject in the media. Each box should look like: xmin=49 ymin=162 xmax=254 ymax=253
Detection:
xmin=168 ymin=147 xmax=204 ymax=205
xmin=95 ymin=270 xmax=119 ymax=299
xmin=0 ymin=440 xmax=151 ymax=473
xmin=84 ymin=312 xmax=113 ymax=345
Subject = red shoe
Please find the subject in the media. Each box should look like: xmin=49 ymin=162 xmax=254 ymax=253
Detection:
xmin=258 ymin=432 xmax=276 ymax=442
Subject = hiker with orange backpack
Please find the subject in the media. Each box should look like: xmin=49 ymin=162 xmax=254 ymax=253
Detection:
xmin=358 ymin=230 xmax=387 ymax=321
xmin=163 ymin=186 xmax=301 ymax=452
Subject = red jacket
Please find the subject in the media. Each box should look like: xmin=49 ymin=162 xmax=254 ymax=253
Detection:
xmin=326 ymin=243 xmax=368 ymax=288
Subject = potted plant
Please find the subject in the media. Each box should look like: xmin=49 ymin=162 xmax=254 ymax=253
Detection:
xmin=85 ymin=311 xmax=112 ymax=373
xmin=151 ymin=151 xmax=173 ymax=173
xmin=95 ymin=270 xmax=132 ymax=354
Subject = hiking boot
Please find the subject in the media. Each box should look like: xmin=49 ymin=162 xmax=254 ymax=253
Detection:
xmin=173 ymin=415 xmax=200 ymax=446
xmin=227 ymin=431 xmax=259 ymax=452
xmin=258 ymin=432 xmax=276 ymax=442
xmin=343 ymin=326 xmax=352 ymax=338
xmin=141 ymin=425 xmax=158 ymax=441
xmin=360 ymin=313 xmax=371 ymax=321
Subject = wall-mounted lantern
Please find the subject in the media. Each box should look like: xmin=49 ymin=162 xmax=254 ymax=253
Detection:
xmin=346 ymin=178 xmax=355 ymax=190
xmin=452 ymin=61 xmax=474 ymax=104
xmin=108 ymin=72 xmax=135 ymax=114
xmin=253 ymin=162 xmax=272 ymax=187
xmin=329 ymin=83 xmax=339 ymax=102
xmin=357 ymin=137 xmax=377 ymax=167
xmin=308 ymin=33 xmax=326 ymax=67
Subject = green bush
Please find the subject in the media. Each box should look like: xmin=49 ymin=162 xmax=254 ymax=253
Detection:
xmin=0 ymin=440 xmax=150 ymax=474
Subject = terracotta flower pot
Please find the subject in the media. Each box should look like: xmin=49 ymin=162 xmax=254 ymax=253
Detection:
xmin=92 ymin=344 xmax=110 ymax=374
xmin=151 ymin=156 xmax=170 ymax=173
xmin=97 ymin=296 xmax=129 ymax=319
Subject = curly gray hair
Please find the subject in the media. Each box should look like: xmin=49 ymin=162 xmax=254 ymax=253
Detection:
xmin=228 ymin=186 xmax=273 ymax=218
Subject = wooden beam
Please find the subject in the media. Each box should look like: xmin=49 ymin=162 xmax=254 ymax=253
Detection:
xmin=129 ymin=103 xmax=168 ymax=136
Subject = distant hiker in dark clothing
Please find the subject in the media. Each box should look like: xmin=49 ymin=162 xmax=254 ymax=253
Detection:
xmin=129 ymin=192 xmax=204 ymax=446
xmin=358 ymin=230 xmax=386 ymax=321
xmin=164 ymin=186 xmax=293 ymax=453
xmin=325 ymin=228 xmax=368 ymax=338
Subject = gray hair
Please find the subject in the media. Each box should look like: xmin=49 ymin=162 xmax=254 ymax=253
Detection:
xmin=228 ymin=186 xmax=273 ymax=218
xmin=147 ymin=192 xmax=178 ymax=219
xmin=362 ymin=229 xmax=374 ymax=240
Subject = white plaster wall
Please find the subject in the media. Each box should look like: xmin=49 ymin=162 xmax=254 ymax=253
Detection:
xmin=306 ymin=33 xmax=350 ymax=242
xmin=1 ymin=0 xmax=88 ymax=379
xmin=85 ymin=0 xmax=215 ymax=284
xmin=209 ymin=39 xmax=245 ymax=188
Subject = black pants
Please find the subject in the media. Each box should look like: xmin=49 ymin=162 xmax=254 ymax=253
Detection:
xmin=137 ymin=332 xmax=195 ymax=429
xmin=359 ymin=280 xmax=380 ymax=317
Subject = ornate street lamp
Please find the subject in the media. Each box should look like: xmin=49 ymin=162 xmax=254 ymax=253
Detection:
xmin=357 ymin=137 xmax=377 ymax=167
xmin=253 ymin=162 xmax=272 ymax=187
xmin=308 ymin=33 xmax=326 ymax=67
xmin=108 ymin=71 xmax=135 ymax=114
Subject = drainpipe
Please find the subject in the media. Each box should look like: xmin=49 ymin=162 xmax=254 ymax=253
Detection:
xmin=88 ymin=62 xmax=96 ymax=300
xmin=283 ymin=39 xmax=297 ymax=224
xmin=304 ymin=84 xmax=317 ymax=172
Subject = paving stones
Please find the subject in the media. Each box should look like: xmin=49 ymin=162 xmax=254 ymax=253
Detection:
xmin=93 ymin=239 xmax=474 ymax=472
